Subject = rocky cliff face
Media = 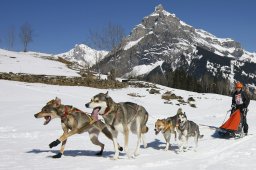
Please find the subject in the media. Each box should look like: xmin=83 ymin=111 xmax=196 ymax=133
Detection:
xmin=98 ymin=4 xmax=256 ymax=88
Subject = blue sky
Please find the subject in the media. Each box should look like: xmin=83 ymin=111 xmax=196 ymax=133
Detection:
xmin=0 ymin=0 xmax=255 ymax=54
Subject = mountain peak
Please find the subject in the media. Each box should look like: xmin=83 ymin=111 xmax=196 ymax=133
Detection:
xmin=98 ymin=4 xmax=256 ymax=90
xmin=155 ymin=4 xmax=164 ymax=12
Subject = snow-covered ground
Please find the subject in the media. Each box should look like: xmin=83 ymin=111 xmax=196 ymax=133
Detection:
xmin=123 ymin=61 xmax=164 ymax=78
xmin=0 ymin=79 xmax=255 ymax=170
xmin=0 ymin=49 xmax=80 ymax=77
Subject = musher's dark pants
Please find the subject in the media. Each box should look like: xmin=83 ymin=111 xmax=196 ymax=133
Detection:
xmin=232 ymin=105 xmax=248 ymax=134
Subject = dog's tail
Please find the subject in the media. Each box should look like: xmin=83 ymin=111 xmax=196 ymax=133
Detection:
xmin=141 ymin=109 xmax=149 ymax=134
xmin=142 ymin=126 xmax=149 ymax=133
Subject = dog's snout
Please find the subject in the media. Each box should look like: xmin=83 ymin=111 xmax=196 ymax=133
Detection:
xmin=85 ymin=103 xmax=89 ymax=108
xmin=34 ymin=114 xmax=38 ymax=118
xmin=154 ymin=128 xmax=156 ymax=131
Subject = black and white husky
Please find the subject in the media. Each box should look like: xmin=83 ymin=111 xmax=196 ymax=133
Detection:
xmin=176 ymin=112 xmax=203 ymax=152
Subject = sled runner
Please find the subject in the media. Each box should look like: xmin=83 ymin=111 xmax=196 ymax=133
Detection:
xmin=217 ymin=109 xmax=242 ymax=138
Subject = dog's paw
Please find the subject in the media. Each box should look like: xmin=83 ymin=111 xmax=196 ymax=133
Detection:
xmin=95 ymin=151 xmax=103 ymax=156
xmin=134 ymin=151 xmax=140 ymax=157
xmin=175 ymin=149 xmax=182 ymax=154
xmin=164 ymin=148 xmax=169 ymax=151
xmin=126 ymin=154 xmax=132 ymax=159
xmin=110 ymin=156 xmax=119 ymax=160
xmin=182 ymin=147 xmax=189 ymax=152
xmin=177 ymin=147 xmax=185 ymax=153
xmin=52 ymin=153 xmax=62 ymax=158
xmin=49 ymin=139 xmax=61 ymax=148
xmin=118 ymin=146 xmax=123 ymax=152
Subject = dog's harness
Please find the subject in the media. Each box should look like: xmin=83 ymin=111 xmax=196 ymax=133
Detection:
xmin=104 ymin=103 xmax=141 ymax=130
xmin=61 ymin=106 xmax=93 ymax=124
xmin=125 ymin=104 xmax=140 ymax=124
xmin=163 ymin=124 xmax=171 ymax=133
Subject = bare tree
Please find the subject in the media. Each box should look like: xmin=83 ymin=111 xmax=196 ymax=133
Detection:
xmin=103 ymin=22 xmax=125 ymax=70
xmin=20 ymin=23 xmax=33 ymax=52
xmin=89 ymin=22 xmax=125 ymax=79
xmin=96 ymin=51 xmax=104 ymax=78
xmin=7 ymin=26 xmax=15 ymax=50
xmin=89 ymin=30 xmax=104 ymax=79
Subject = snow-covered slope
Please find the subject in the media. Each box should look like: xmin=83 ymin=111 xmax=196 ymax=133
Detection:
xmin=0 ymin=49 xmax=80 ymax=77
xmin=56 ymin=44 xmax=109 ymax=67
xmin=0 ymin=79 xmax=255 ymax=170
xmin=194 ymin=29 xmax=256 ymax=63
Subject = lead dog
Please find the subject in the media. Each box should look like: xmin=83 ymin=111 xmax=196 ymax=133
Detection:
xmin=85 ymin=92 xmax=149 ymax=159
xmin=34 ymin=97 xmax=122 ymax=158
xmin=176 ymin=111 xmax=203 ymax=152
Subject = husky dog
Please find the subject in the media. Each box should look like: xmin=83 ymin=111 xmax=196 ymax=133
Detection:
xmin=34 ymin=97 xmax=122 ymax=158
xmin=176 ymin=111 xmax=203 ymax=152
xmin=85 ymin=92 xmax=149 ymax=160
xmin=154 ymin=116 xmax=177 ymax=151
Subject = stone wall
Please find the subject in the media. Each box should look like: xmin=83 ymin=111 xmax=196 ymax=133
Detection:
xmin=0 ymin=72 xmax=127 ymax=89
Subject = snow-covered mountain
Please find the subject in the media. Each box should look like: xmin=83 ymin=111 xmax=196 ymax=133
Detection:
xmin=0 ymin=44 xmax=109 ymax=76
xmin=56 ymin=44 xmax=109 ymax=67
xmin=98 ymin=4 xmax=256 ymax=88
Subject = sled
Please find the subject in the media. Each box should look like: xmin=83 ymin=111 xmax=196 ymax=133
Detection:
xmin=216 ymin=109 xmax=242 ymax=138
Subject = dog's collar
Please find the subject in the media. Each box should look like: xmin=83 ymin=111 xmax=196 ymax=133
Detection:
xmin=62 ymin=106 xmax=68 ymax=118
xmin=63 ymin=106 xmax=80 ymax=116
xmin=61 ymin=106 xmax=69 ymax=120
xmin=103 ymin=107 xmax=110 ymax=115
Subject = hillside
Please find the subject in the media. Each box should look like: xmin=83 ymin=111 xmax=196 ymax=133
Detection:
xmin=0 ymin=79 xmax=255 ymax=170
xmin=0 ymin=49 xmax=80 ymax=77
xmin=0 ymin=49 xmax=126 ymax=89
xmin=0 ymin=47 xmax=255 ymax=169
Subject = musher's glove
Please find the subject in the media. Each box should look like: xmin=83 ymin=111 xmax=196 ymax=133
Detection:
xmin=242 ymin=108 xmax=247 ymax=115
xmin=231 ymin=104 xmax=236 ymax=111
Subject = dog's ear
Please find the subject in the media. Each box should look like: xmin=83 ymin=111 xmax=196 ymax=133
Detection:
xmin=55 ymin=97 xmax=61 ymax=106
xmin=184 ymin=112 xmax=187 ymax=118
xmin=105 ymin=91 xmax=109 ymax=98
xmin=106 ymin=95 xmax=114 ymax=107
xmin=47 ymin=99 xmax=55 ymax=105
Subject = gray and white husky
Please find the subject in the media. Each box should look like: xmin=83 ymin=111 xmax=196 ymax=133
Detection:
xmin=85 ymin=92 xmax=149 ymax=159
xmin=176 ymin=111 xmax=203 ymax=152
